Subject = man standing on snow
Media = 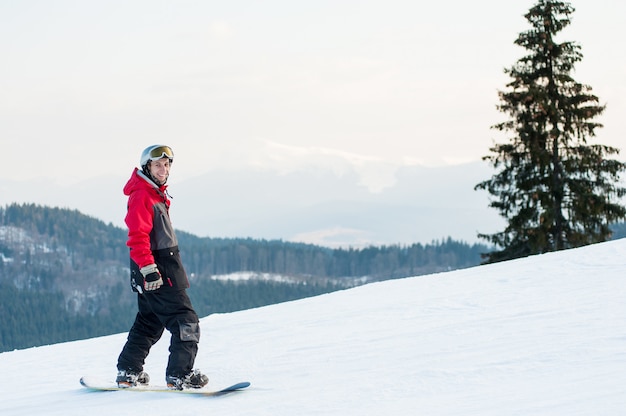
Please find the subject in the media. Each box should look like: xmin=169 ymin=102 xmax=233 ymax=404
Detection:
xmin=116 ymin=144 xmax=209 ymax=390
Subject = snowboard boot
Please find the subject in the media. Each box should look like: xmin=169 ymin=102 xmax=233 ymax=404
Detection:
xmin=166 ymin=369 xmax=209 ymax=390
xmin=116 ymin=370 xmax=150 ymax=388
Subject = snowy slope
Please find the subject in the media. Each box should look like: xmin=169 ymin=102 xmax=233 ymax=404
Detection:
xmin=1 ymin=239 xmax=625 ymax=415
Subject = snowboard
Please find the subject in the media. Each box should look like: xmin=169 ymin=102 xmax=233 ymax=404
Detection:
xmin=80 ymin=376 xmax=250 ymax=397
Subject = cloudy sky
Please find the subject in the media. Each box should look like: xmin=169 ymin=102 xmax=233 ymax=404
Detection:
xmin=2 ymin=0 xmax=624 ymax=191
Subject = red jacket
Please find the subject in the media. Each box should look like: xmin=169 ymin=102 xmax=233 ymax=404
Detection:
xmin=123 ymin=168 xmax=189 ymax=291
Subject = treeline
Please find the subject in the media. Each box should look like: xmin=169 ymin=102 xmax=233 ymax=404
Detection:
xmin=178 ymin=233 xmax=485 ymax=280
xmin=0 ymin=203 xmax=490 ymax=284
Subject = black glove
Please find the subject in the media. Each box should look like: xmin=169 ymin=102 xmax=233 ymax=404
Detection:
xmin=140 ymin=264 xmax=164 ymax=291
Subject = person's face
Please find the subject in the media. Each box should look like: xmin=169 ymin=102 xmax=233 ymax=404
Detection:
xmin=149 ymin=158 xmax=171 ymax=185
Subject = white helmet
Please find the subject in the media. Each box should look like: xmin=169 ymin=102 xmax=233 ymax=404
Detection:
xmin=140 ymin=145 xmax=174 ymax=169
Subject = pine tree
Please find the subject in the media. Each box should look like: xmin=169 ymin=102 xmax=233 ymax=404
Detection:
xmin=475 ymin=0 xmax=626 ymax=263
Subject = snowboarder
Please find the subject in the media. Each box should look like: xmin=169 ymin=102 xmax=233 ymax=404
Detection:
xmin=116 ymin=144 xmax=209 ymax=390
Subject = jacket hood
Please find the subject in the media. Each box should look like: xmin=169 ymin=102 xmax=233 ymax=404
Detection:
xmin=124 ymin=168 xmax=168 ymax=196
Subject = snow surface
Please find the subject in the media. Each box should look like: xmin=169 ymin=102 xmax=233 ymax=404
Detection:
xmin=1 ymin=239 xmax=625 ymax=415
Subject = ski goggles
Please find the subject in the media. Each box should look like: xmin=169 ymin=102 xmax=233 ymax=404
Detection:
xmin=147 ymin=145 xmax=174 ymax=161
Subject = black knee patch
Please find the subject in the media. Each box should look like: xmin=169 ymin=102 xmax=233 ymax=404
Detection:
xmin=179 ymin=322 xmax=200 ymax=343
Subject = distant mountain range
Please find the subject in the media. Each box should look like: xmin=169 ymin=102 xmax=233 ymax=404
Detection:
xmin=2 ymin=161 xmax=505 ymax=247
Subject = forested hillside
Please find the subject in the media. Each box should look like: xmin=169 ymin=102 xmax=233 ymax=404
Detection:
xmin=7 ymin=203 xmax=620 ymax=352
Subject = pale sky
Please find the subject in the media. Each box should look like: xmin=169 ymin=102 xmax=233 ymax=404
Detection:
xmin=2 ymin=0 xmax=625 ymax=190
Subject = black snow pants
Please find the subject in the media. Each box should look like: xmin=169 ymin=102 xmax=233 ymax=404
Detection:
xmin=117 ymin=288 xmax=200 ymax=378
